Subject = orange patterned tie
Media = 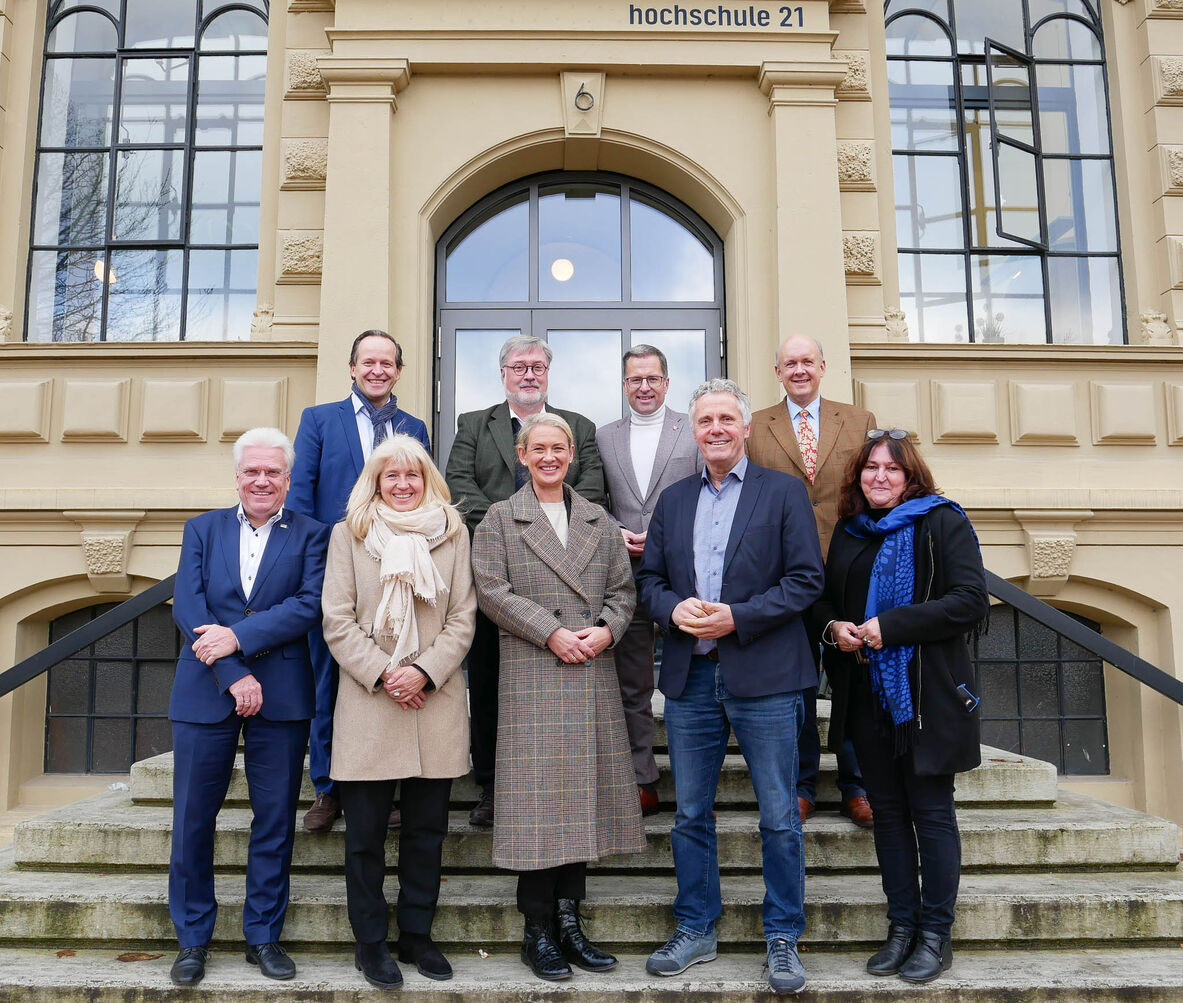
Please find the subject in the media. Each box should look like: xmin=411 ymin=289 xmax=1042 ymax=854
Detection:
xmin=797 ymin=409 xmax=818 ymax=482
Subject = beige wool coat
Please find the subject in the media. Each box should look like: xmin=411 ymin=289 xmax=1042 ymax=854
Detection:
xmin=322 ymin=518 xmax=476 ymax=781
xmin=472 ymin=483 xmax=645 ymax=871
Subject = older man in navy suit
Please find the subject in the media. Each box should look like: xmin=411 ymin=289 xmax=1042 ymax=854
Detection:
xmin=168 ymin=427 xmax=330 ymax=987
xmin=638 ymin=379 xmax=824 ymax=995
xmin=288 ymin=330 xmax=429 ymax=832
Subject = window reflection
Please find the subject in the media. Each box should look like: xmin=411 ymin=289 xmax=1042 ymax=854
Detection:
xmin=40 ymin=58 xmax=116 ymax=148
xmin=631 ymin=196 xmax=714 ymax=301
xmin=546 ymin=330 xmax=623 ymax=426
xmin=969 ymin=254 xmax=1046 ymax=344
xmin=446 ymin=195 xmax=529 ymax=302
xmin=455 ymin=329 xmax=522 ymax=418
xmin=48 ymin=11 xmax=118 ymax=53
xmin=631 ymin=330 xmax=707 ymax=413
xmin=538 ymin=185 xmax=621 ymax=301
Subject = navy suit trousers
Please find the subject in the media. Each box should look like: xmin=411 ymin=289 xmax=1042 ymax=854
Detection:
xmin=169 ymin=713 xmax=309 ymax=947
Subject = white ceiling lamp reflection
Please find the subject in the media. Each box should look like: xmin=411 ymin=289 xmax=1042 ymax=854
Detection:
xmin=93 ymin=260 xmax=117 ymax=285
xmin=550 ymin=258 xmax=575 ymax=282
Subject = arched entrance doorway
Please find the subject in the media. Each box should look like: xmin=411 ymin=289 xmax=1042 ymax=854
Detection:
xmin=434 ymin=172 xmax=725 ymax=460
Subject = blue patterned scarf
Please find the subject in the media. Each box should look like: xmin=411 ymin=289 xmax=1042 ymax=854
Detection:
xmin=845 ymin=495 xmax=974 ymax=747
xmin=353 ymin=383 xmax=401 ymax=447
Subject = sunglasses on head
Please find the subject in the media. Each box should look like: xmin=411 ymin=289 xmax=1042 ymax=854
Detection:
xmin=867 ymin=428 xmax=909 ymax=440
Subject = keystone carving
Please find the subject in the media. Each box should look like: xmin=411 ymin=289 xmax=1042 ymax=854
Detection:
xmin=279 ymin=233 xmax=323 ymax=283
xmin=1015 ymin=510 xmax=1093 ymax=597
xmin=843 ymin=232 xmax=878 ymax=279
xmin=250 ymin=303 xmax=274 ymax=338
xmin=0 ymin=306 xmax=12 ymax=341
xmin=282 ymin=138 xmax=329 ymax=186
xmin=836 ymin=52 xmax=870 ymax=98
xmin=837 ymin=141 xmax=874 ymax=189
xmin=884 ymin=306 xmax=909 ymax=342
xmin=286 ymin=50 xmax=327 ymax=96
xmin=82 ymin=536 xmax=126 ymax=577
xmin=1030 ymin=537 xmax=1074 ymax=579
xmin=1139 ymin=310 xmax=1177 ymax=346
xmin=65 ymin=511 xmax=146 ymax=594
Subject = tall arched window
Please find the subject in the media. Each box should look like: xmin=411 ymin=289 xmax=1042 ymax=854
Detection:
xmin=436 ymin=173 xmax=725 ymax=461
xmin=886 ymin=0 xmax=1123 ymax=344
xmin=27 ymin=0 xmax=268 ymax=342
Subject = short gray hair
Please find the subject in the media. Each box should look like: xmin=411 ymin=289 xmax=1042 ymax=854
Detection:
xmin=499 ymin=334 xmax=553 ymax=368
xmin=233 ymin=427 xmax=295 ymax=471
xmin=622 ymin=344 xmax=669 ymax=378
xmin=688 ymin=378 xmax=752 ymax=425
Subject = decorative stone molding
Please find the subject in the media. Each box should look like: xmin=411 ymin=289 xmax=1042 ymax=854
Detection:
xmin=281 ymin=138 xmax=329 ymax=189
xmin=1159 ymin=146 xmax=1183 ymax=195
xmin=289 ymin=0 xmax=334 ymax=10
xmin=1009 ymin=381 xmax=1080 ymax=445
xmin=1146 ymin=0 xmax=1183 ymax=14
xmin=317 ymin=57 xmax=410 ymax=107
xmin=855 ymin=380 xmax=921 ymax=434
xmin=842 ymin=232 xmax=880 ymax=284
xmin=828 ymin=0 xmax=866 ymax=10
xmin=834 ymin=51 xmax=871 ymax=101
xmin=1014 ymin=510 xmax=1093 ymax=597
xmin=931 ymin=381 xmax=1000 ymax=444
xmin=285 ymin=50 xmax=328 ymax=99
xmin=221 ymin=378 xmax=288 ymax=440
xmin=0 ymin=379 xmax=51 ymax=441
xmin=277 ymin=232 xmax=324 ymax=284
xmin=1138 ymin=310 xmax=1177 ymax=346
xmin=837 ymin=141 xmax=874 ymax=191
xmin=1167 ymin=383 xmax=1183 ymax=444
xmin=884 ymin=306 xmax=909 ymax=342
xmin=758 ymin=60 xmax=850 ymax=109
xmin=1090 ymin=382 xmax=1158 ymax=444
xmin=250 ymin=303 xmax=274 ymax=338
xmin=561 ymin=72 xmax=605 ymax=169
xmin=61 ymin=379 xmax=130 ymax=441
xmin=141 ymin=379 xmax=208 ymax=441
xmin=0 ymin=306 xmax=12 ymax=341
xmin=64 ymin=511 xmax=146 ymax=594
xmin=1151 ymin=56 xmax=1183 ymax=105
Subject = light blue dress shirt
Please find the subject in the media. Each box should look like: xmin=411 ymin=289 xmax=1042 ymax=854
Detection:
xmin=691 ymin=456 xmax=748 ymax=655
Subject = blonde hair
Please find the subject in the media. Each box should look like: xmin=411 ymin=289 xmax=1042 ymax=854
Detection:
xmin=344 ymin=435 xmax=462 ymax=540
xmin=516 ymin=412 xmax=574 ymax=451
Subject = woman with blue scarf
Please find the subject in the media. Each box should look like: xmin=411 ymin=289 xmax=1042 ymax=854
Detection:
xmin=813 ymin=429 xmax=987 ymax=985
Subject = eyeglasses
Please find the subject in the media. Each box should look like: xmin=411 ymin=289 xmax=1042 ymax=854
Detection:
xmin=624 ymin=375 xmax=668 ymax=389
xmin=867 ymin=428 xmax=909 ymax=440
xmin=504 ymin=362 xmax=549 ymax=377
xmin=237 ymin=467 xmax=288 ymax=481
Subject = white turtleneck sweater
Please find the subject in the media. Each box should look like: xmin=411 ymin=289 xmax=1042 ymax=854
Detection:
xmin=630 ymin=404 xmax=666 ymax=497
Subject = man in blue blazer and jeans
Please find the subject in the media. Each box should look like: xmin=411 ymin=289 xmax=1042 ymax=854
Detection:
xmin=287 ymin=330 xmax=430 ymax=832
xmin=638 ymin=379 xmax=824 ymax=995
xmin=168 ymin=427 xmax=330 ymax=986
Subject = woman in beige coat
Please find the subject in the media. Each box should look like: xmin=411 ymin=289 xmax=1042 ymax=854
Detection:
xmin=322 ymin=435 xmax=476 ymax=989
xmin=472 ymin=413 xmax=644 ymax=983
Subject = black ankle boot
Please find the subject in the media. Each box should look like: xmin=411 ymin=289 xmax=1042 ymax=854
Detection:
xmin=354 ymin=940 xmax=402 ymax=990
xmin=397 ymin=932 xmax=452 ymax=981
xmin=898 ymin=930 xmax=952 ymax=984
xmin=555 ymin=898 xmax=617 ymax=972
xmin=866 ymin=924 xmax=917 ymax=976
xmin=521 ymin=916 xmax=573 ymax=981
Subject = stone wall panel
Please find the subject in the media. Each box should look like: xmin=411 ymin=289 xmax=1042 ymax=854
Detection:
xmin=61 ymin=380 xmax=130 ymax=442
xmin=1009 ymin=382 xmax=1079 ymax=445
xmin=0 ymin=380 xmax=51 ymax=441
xmin=140 ymin=380 xmax=208 ymax=442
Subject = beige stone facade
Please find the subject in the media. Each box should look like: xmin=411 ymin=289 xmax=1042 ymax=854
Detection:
xmin=0 ymin=1 xmax=1180 ymax=826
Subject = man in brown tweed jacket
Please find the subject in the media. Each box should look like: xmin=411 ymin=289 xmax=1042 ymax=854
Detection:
xmin=746 ymin=335 xmax=876 ymax=829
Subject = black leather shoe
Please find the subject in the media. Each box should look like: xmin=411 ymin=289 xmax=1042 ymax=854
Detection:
xmin=521 ymin=917 xmax=572 ymax=981
xmin=555 ymin=898 xmax=617 ymax=972
xmin=397 ymin=933 xmax=453 ymax=980
xmin=898 ymin=930 xmax=952 ymax=984
xmin=355 ymin=941 xmax=403 ymax=989
xmin=469 ymin=789 xmax=494 ymax=828
xmin=245 ymin=942 xmax=296 ymax=980
xmin=169 ymin=946 xmax=209 ymax=986
xmin=866 ymin=924 xmax=917 ymax=976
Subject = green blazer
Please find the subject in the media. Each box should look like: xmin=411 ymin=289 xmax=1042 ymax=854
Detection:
xmin=445 ymin=401 xmax=606 ymax=532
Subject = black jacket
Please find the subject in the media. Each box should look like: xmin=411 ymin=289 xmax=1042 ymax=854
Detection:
xmin=814 ymin=504 xmax=989 ymax=776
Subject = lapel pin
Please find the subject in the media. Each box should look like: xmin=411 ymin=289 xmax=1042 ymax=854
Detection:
xmin=280 ymin=523 xmax=288 ymax=529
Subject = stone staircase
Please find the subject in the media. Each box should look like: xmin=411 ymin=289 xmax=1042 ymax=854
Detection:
xmin=0 ymin=703 xmax=1179 ymax=999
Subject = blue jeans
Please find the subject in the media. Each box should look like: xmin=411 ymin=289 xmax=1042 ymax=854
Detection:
xmin=664 ymin=655 xmax=806 ymax=943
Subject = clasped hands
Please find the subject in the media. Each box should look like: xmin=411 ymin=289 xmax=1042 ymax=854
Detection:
xmin=383 ymin=663 xmax=429 ymax=710
xmin=830 ymin=615 xmax=883 ymax=653
xmin=672 ymin=597 xmax=735 ymax=640
xmin=548 ymin=625 xmax=614 ymax=665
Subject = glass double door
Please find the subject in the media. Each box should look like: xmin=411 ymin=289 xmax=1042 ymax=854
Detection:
xmin=437 ymin=307 xmax=722 ymax=464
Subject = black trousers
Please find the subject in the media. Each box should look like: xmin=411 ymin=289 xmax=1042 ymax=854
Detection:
xmin=848 ymin=671 xmax=960 ymax=939
xmin=467 ymin=609 xmax=500 ymax=791
xmin=516 ymin=862 xmax=587 ymax=922
xmin=337 ymin=777 xmax=452 ymax=944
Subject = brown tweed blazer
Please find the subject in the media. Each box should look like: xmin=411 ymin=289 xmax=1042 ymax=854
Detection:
xmin=321 ymin=519 xmax=476 ymax=781
xmin=746 ymin=396 xmax=876 ymax=558
xmin=471 ymin=484 xmax=645 ymax=871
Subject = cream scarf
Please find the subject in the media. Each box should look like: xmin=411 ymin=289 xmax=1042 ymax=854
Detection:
xmin=363 ymin=503 xmax=450 ymax=670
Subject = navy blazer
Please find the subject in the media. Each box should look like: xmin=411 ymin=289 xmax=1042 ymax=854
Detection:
xmin=637 ymin=462 xmax=825 ymax=699
xmin=288 ymin=396 xmax=431 ymax=526
xmin=170 ymin=506 xmax=330 ymax=724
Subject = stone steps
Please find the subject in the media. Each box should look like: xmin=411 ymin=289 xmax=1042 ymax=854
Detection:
xmin=0 ymin=853 xmax=1179 ymax=948
xmin=13 ymin=789 xmax=1178 ymax=875
xmin=0 ymin=946 xmax=1180 ymax=1002
xmin=127 ymin=745 xmax=1059 ymax=808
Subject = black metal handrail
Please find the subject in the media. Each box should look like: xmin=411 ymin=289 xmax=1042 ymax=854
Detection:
xmin=986 ymin=570 xmax=1183 ymax=707
xmin=0 ymin=576 xmax=176 ymax=701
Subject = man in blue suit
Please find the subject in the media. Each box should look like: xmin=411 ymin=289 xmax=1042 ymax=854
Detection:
xmin=168 ymin=427 xmax=330 ymax=987
xmin=287 ymin=330 xmax=429 ymax=832
xmin=638 ymin=379 xmax=824 ymax=995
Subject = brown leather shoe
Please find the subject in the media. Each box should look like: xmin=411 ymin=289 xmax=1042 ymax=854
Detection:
xmin=388 ymin=806 xmax=401 ymax=828
xmin=302 ymin=792 xmax=341 ymax=833
xmin=840 ymin=794 xmax=874 ymax=828
xmin=639 ymin=785 xmax=659 ymax=817
xmin=469 ymin=789 xmax=494 ymax=828
xmin=797 ymin=796 xmax=814 ymax=823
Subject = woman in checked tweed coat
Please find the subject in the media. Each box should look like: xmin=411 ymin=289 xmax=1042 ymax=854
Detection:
xmin=472 ymin=413 xmax=645 ymax=982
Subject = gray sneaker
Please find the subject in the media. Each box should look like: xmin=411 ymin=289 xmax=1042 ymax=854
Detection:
xmin=765 ymin=937 xmax=806 ymax=994
xmin=645 ymin=928 xmax=718 ymax=976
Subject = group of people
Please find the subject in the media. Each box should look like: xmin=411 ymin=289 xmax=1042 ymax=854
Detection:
xmin=166 ymin=329 xmax=988 ymax=995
